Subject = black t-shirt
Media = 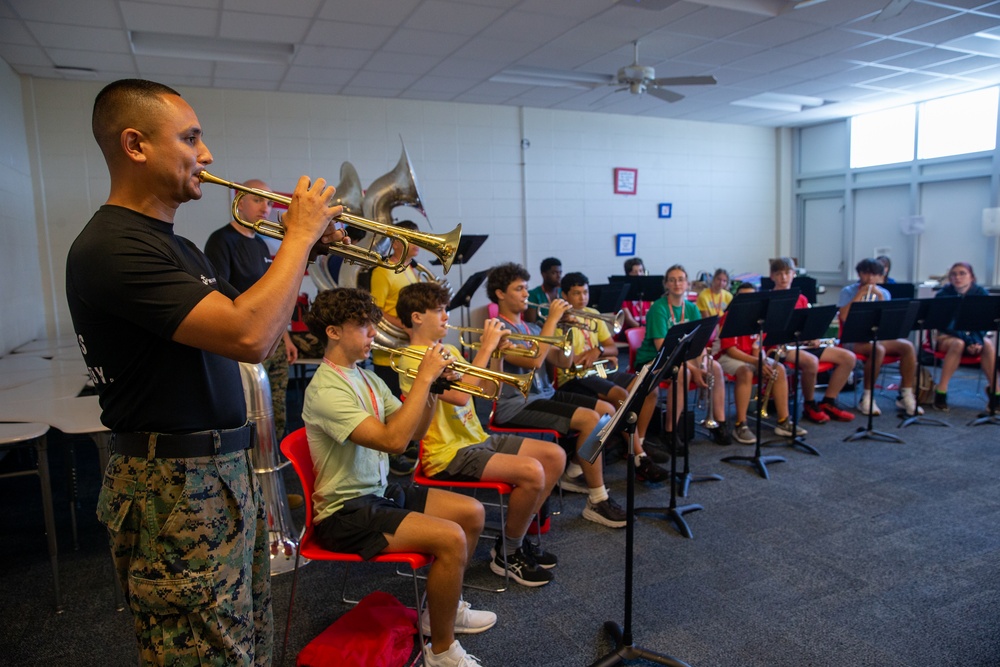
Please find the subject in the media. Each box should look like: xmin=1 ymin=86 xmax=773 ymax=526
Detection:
xmin=66 ymin=205 xmax=246 ymax=433
xmin=203 ymin=224 xmax=273 ymax=293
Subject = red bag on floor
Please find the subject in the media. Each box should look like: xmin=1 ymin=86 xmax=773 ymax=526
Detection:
xmin=297 ymin=591 xmax=419 ymax=667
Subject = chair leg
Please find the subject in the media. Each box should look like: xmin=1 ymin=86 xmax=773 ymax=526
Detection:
xmin=410 ymin=567 xmax=428 ymax=667
xmin=280 ymin=550 xmax=304 ymax=667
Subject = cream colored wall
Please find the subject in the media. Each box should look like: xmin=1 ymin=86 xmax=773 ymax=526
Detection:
xmin=18 ymin=77 xmax=781 ymax=338
xmin=0 ymin=64 xmax=44 ymax=354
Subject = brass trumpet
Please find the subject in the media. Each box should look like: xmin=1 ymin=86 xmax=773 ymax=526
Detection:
xmin=447 ymin=325 xmax=573 ymax=359
xmin=528 ymin=302 xmax=626 ymax=335
xmin=755 ymin=346 xmax=784 ymax=418
xmin=198 ymin=171 xmax=461 ymax=273
xmin=370 ymin=342 xmax=533 ymax=399
xmin=564 ymin=357 xmax=619 ymax=381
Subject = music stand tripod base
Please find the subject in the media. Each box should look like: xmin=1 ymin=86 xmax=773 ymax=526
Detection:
xmin=591 ymin=622 xmax=692 ymax=667
xmin=720 ymin=451 xmax=786 ymax=480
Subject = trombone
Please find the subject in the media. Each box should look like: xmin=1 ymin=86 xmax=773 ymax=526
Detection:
xmin=527 ymin=302 xmax=626 ymax=335
xmin=447 ymin=325 xmax=573 ymax=359
xmin=370 ymin=342 xmax=533 ymax=399
xmin=198 ymin=171 xmax=462 ymax=273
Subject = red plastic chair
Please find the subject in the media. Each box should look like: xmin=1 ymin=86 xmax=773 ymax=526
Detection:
xmin=922 ymin=330 xmax=983 ymax=392
xmin=412 ymin=440 xmax=514 ymax=592
xmin=488 ymin=401 xmax=571 ymax=516
xmin=280 ymin=428 xmax=432 ymax=665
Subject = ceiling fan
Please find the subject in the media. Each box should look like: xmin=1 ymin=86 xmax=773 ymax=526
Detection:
xmin=604 ymin=41 xmax=717 ymax=103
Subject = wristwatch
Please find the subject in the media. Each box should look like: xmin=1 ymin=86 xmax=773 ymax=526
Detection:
xmin=597 ymin=344 xmax=605 ymax=355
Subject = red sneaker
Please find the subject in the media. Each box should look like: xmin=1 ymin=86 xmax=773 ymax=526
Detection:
xmin=820 ymin=401 xmax=856 ymax=422
xmin=803 ymin=403 xmax=830 ymax=423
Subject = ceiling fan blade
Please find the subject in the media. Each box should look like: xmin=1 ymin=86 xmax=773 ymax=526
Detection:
xmin=874 ymin=0 xmax=912 ymax=21
xmin=652 ymin=75 xmax=717 ymax=87
xmin=648 ymin=87 xmax=684 ymax=103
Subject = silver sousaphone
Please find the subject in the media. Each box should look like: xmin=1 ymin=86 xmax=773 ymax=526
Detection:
xmin=339 ymin=140 xmax=453 ymax=348
xmin=239 ymin=362 xmax=300 ymax=575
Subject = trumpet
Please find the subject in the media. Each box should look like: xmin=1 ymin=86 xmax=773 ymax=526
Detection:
xmin=564 ymin=357 xmax=619 ymax=381
xmin=198 ymin=171 xmax=461 ymax=273
xmin=528 ymin=302 xmax=626 ymax=335
xmin=696 ymin=353 xmax=718 ymax=429
xmin=370 ymin=342 xmax=533 ymax=399
xmin=755 ymin=346 xmax=784 ymax=418
xmin=447 ymin=325 xmax=573 ymax=358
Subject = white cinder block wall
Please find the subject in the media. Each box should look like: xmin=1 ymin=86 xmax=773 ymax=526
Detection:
xmin=17 ymin=77 xmax=783 ymax=344
xmin=0 ymin=64 xmax=44 ymax=354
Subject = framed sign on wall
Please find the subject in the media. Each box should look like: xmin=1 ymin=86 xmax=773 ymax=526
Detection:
xmin=616 ymin=233 xmax=636 ymax=256
xmin=614 ymin=168 xmax=637 ymax=195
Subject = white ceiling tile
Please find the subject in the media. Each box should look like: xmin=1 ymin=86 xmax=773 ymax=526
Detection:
xmin=403 ymin=0 xmax=506 ymax=35
xmin=6 ymin=0 xmax=122 ymax=28
xmin=222 ymin=0 xmax=323 ymax=19
xmin=0 ymin=18 xmax=35 ymax=44
xmin=26 ymin=24 xmax=131 ymax=53
xmin=316 ymin=0 xmax=422 ymax=25
xmin=294 ymin=45 xmax=373 ymax=69
xmin=119 ymin=1 xmax=219 ymax=37
xmin=381 ymin=29 xmax=470 ymax=57
xmin=366 ymin=51 xmax=441 ymax=75
xmin=898 ymin=11 xmax=1000 ymax=43
xmin=0 ymin=43 xmax=51 ymax=67
xmin=219 ymin=11 xmax=312 ymax=43
xmin=302 ymin=20 xmax=395 ymax=49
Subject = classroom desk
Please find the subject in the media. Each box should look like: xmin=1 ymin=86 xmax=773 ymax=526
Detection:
xmin=0 ymin=422 xmax=59 ymax=612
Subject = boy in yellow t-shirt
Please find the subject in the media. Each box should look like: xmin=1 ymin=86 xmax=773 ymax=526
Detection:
xmin=395 ymin=282 xmax=566 ymax=588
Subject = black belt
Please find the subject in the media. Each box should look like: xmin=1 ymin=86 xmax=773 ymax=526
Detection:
xmin=111 ymin=422 xmax=255 ymax=459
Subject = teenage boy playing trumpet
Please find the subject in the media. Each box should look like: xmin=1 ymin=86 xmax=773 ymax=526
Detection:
xmin=394 ymin=282 xmax=565 ymax=587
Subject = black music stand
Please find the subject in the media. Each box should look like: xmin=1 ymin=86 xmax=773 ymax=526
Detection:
xmin=609 ymin=275 xmax=665 ymax=303
xmin=840 ymin=299 xmax=919 ymax=443
xmin=429 ymin=233 xmax=487 ymax=290
xmin=590 ymin=283 xmax=631 ymax=314
xmin=580 ymin=329 xmax=694 ymax=667
xmin=668 ymin=316 xmax=723 ymax=498
xmin=953 ymin=295 xmax=1000 ymax=426
xmin=447 ymin=270 xmax=488 ymax=312
xmin=718 ymin=290 xmax=798 ymax=480
xmin=900 ymin=297 xmax=958 ymax=428
xmin=763 ymin=304 xmax=838 ymax=456
xmin=634 ymin=319 xmax=720 ymax=539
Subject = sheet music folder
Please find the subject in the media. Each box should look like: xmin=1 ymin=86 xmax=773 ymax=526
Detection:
xmin=429 ymin=234 xmax=488 ymax=267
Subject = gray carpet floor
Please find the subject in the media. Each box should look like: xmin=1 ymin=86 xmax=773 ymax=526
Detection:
xmin=2 ymin=368 xmax=998 ymax=666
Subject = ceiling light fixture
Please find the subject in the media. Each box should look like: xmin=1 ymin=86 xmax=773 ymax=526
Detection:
xmin=731 ymin=92 xmax=826 ymax=112
xmin=129 ymin=31 xmax=295 ymax=64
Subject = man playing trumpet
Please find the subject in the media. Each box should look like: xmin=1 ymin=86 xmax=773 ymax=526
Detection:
xmin=394 ymin=282 xmax=565 ymax=587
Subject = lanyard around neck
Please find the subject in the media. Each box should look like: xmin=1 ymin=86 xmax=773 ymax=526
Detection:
xmin=323 ymin=358 xmax=382 ymax=421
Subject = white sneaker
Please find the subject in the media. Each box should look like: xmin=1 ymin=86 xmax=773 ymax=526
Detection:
xmin=895 ymin=393 xmax=924 ymax=416
xmin=857 ymin=393 xmax=881 ymax=416
xmin=421 ymin=599 xmax=497 ymax=636
xmin=423 ymin=640 xmax=485 ymax=667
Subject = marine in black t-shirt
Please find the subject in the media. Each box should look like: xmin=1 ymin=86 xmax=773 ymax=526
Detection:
xmin=204 ymin=223 xmax=273 ymax=293
xmin=66 ymin=205 xmax=246 ymax=433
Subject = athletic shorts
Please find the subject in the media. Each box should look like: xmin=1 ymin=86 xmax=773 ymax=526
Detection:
xmin=313 ymin=482 xmax=429 ymax=560
xmin=558 ymin=371 xmax=632 ymax=398
xmin=495 ymin=391 xmax=598 ymax=434
xmin=434 ymin=434 xmax=524 ymax=482
xmin=718 ymin=354 xmax=780 ymax=377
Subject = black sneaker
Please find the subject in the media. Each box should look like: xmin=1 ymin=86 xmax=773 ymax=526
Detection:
xmin=933 ymin=391 xmax=949 ymax=412
xmin=522 ymin=540 xmax=558 ymax=569
xmin=582 ymin=497 xmax=627 ymax=528
xmin=709 ymin=423 xmax=731 ymax=446
xmin=641 ymin=434 xmax=671 ymax=463
xmin=635 ymin=455 xmax=668 ymax=483
xmin=388 ymin=453 xmax=417 ymax=476
xmin=489 ymin=544 xmax=553 ymax=587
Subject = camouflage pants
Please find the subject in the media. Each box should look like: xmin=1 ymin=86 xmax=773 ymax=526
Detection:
xmin=97 ymin=450 xmax=273 ymax=666
xmin=263 ymin=339 xmax=288 ymax=440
